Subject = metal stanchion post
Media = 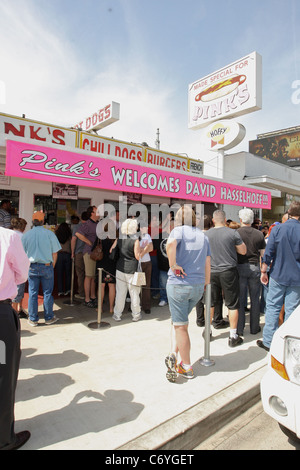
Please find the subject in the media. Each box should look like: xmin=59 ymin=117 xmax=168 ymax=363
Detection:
xmin=199 ymin=284 xmax=215 ymax=367
xmin=88 ymin=268 xmax=110 ymax=330
xmin=63 ymin=257 xmax=80 ymax=306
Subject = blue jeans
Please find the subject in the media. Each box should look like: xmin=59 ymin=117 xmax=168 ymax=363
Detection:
xmin=167 ymin=283 xmax=204 ymax=325
xmin=237 ymin=263 xmax=261 ymax=334
xmin=28 ymin=263 xmax=55 ymax=322
xmin=263 ymin=277 xmax=300 ymax=347
xmin=159 ymin=270 xmax=168 ymax=302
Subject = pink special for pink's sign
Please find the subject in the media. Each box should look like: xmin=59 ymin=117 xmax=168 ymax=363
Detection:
xmin=5 ymin=139 xmax=271 ymax=209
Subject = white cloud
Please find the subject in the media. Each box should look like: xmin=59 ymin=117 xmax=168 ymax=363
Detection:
xmin=0 ymin=0 xmax=188 ymax=155
xmin=0 ymin=1 xmax=83 ymax=118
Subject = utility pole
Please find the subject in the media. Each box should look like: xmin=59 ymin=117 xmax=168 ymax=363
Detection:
xmin=155 ymin=128 xmax=160 ymax=149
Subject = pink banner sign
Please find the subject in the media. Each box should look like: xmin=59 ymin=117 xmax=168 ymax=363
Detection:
xmin=5 ymin=140 xmax=271 ymax=209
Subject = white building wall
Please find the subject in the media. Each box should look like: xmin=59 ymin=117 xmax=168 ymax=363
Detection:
xmin=225 ymin=151 xmax=300 ymax=188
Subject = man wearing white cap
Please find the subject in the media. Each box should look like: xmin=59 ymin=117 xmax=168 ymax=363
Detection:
xmin=22 ymin=211 xmax=61 ymax=326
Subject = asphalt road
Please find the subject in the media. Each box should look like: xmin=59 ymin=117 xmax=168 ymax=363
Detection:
xmin=195 ymin=400 xmax=300 ymax=450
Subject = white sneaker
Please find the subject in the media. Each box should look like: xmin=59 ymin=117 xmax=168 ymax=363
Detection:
xmin=132 ymin=313 xmax=142 ymax=322
xmin=28 ymin=319 xmax=39 ymax=327
xmin=112 ymin=314 xmax=122 ymax=322
xmin=158 ymin=300 xmax=168 ymax=307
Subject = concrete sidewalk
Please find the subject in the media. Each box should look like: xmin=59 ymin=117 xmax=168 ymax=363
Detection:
xmin=15 ymin=296 xmax=268 ymax=450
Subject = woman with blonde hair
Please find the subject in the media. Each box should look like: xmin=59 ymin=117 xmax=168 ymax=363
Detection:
xmin=110 ymin=218 xmax=142 ymax=322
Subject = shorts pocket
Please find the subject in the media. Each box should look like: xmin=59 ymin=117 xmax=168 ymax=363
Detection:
xmin=172 ymin=285 xmax=193 ymax=302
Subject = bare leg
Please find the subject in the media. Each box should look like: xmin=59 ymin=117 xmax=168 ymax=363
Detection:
xmin=174 ymin=325 xmax=190 ymax=365
xmin=108 ymin=284 xmax=116 ymax=313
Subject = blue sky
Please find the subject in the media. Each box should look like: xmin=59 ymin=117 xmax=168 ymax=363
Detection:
xmin=0 ymin=0 xmax=299 ymax=175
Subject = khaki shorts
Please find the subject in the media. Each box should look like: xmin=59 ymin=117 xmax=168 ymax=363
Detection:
xmin=83 ymin=252 xmax=96 ymax=277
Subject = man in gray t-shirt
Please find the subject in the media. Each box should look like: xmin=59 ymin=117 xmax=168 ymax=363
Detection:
xmin=207 ymin=225 xmax=244 ymax=272
xmin=206 ymin=210 xmax=246 ymax=347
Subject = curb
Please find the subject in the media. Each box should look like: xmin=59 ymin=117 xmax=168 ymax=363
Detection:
xmin=117 ymin=365 xmax=267 ymax=450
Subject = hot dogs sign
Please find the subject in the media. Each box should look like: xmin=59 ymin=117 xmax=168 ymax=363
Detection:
xmin=188 ymin=52 xmax=262 ymax=130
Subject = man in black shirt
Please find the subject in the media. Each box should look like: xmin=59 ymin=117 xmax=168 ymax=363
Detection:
xmin=237 ymin=208 xmax=266 ymax=336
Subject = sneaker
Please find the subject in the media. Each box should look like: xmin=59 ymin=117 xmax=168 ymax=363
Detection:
xmin=75 ymin=294 xmax=85 ymax=299
xmin=228 ymin=335 xmax=243 ymax=347
xmin=64 ymin=290 xmax=71 ymax=296
xmin=177 ymin=361 xmax=194 ymax=379
xmin=28 ymin=319 xmax=39 ymax=327
xmin=213 ymin=320 xmax=229 ymax=329
xmin=165 ymin=353 xmax=178 ymax=382
xmin=58 ymin=292 xmax=64 ymax=297
xmin=158 ymin=300 xmax=168 ymax=307
xmin=132 ymin=313 xmax=142 ymax=322
xmin=45 ymin=316 xmax=58 ymax=325
xmin=112 ymin=314 xmax=122 ymax=322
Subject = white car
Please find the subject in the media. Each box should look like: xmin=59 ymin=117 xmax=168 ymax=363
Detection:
xmin=260 ymin=304 xmax=300 ymax=443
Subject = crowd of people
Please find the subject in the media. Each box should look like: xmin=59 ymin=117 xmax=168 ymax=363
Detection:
xmin=1 ymin=199 xmax=300 ymax=449
xmin=164 ymin=204 xmax=300 ymax=382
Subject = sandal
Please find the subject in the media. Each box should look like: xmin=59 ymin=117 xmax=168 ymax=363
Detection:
xmin=83 ymin=300 xmax=95 ymax=308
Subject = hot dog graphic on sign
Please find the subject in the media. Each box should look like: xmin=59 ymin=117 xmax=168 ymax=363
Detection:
xmin=195 ymin=74 xmax=247 ymax=103
xmin=188 ymin=52 xmax=262 ymax=130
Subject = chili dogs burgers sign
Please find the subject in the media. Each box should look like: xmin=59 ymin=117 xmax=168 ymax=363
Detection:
xmin=188 ymin=52 xmax=262 ymax=130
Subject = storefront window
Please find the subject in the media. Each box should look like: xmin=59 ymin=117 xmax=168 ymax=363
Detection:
xmin=34 ymin=195 xmax=90 ymax=226
xmin=262 ymin=195 xmax=285 ymax=225
xmin=0 ymin=189 xmax=19 ymax=217
xmin=285 ymin=193 xmax=300 ymax=210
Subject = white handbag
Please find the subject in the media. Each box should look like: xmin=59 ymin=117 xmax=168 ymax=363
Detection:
xmin=132 ymin=260 xmax=146 ymax=286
